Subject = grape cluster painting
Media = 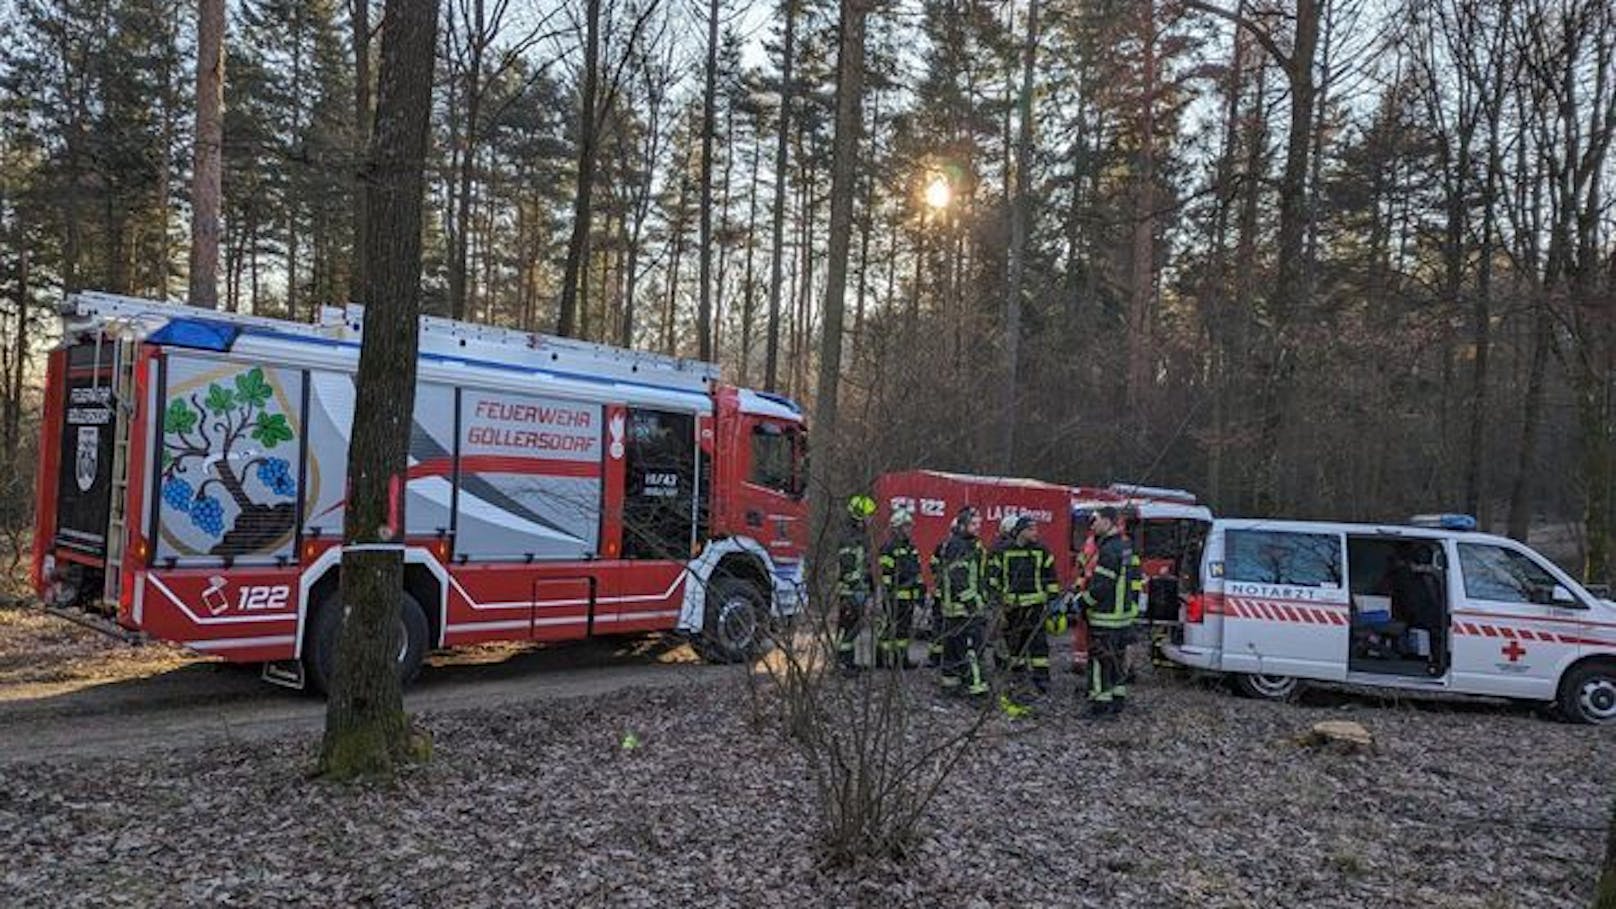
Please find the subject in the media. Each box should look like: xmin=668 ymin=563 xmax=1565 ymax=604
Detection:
xmin=159 ymin=364 xmax=299 ymax=558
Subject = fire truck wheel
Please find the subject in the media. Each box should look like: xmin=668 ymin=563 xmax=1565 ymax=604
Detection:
xmin=1231 ymin=672 xmax=1300 ymax=702
xmin=695 ymin=575 xmax=770 ymax=664
xmin=1557 ymin=662 xmax=1616 ymax=725
xmin=305 ymin=591 xmax=430 ymax=695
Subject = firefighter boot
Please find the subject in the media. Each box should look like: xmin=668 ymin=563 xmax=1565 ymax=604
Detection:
xmin=965 ymin=648 xmax=989 ymax=698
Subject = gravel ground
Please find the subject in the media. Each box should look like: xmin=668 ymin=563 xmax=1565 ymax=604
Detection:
xmin=0 ymin=603 xmax=201 ymax=694
xmin=1 ymin=660 xmax=1610 ymax=908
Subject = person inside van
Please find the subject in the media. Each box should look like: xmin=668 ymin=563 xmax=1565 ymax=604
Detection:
xmin=1375 ymin=544 xmax=1444 ymax=669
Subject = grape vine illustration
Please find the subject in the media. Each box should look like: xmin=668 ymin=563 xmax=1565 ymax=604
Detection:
xmin=161 ymin=367 xmax=297 ymax=555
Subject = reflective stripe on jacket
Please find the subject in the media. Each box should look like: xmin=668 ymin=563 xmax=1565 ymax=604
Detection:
xmin=989 ymin=542 xmax=1061 ymax=608
xmin=1080 ymin=531 xmax=1141 ymax=628
xmin=879 ymin=536 xmax=924 ymax=600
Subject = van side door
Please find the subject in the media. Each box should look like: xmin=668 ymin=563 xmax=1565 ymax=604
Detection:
xmin=1217 ymin=529 xmax=1350 ymax=682
xmin=1450 ymin=541 xmax=1580 ymax=700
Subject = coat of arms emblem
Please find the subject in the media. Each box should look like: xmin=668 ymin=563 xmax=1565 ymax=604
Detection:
xmin=75 ymin=426 xmax=99 ymax=493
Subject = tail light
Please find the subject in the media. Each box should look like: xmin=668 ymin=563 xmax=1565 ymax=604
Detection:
xmin=1184 ymin=594 xmax=1205 ymax=624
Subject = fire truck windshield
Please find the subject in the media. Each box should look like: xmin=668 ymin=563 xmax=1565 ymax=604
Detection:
xmin=750 ymin=422 xmax=806 ymax=499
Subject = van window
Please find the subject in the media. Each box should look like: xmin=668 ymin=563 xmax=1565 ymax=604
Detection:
xmin=1225 ymin=530 xmax=1342 ymax=587
xmin=1457 ymin=543 xmax=1561 ymax=605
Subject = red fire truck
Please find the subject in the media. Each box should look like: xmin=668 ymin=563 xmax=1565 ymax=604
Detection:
xmin=872 ymin=470 xmax=1083 ymax=588
xmin=32 ymin=292 xmax=809 ymax=690
xmin=872 ymin=471 xmax=1212 ymax=666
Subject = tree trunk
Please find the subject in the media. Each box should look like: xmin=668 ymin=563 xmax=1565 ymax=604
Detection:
xmin=1597 ymin=798 xmax=1616 ymax=908
xmin=1124 ymin=0 xmax=1155 ymax=436
xmin=318 ymin=0 xmax=439 ymax=782
xmin=188 ymin=0 xmax=224 ymax=308
xmin=557 ymin=0 xmax=601 ymax=337
xmin=738 ymin=140 xmax=761 ymax=383
xmin=696 ymin=0 xmax=720 ymax=360
xmin=1506 ymin=308 xmax=1550 ymax=541
xmin=352 ymin=0 xmax=372 ymax=296
xmin=448 ymin=0 xmax=485 ymax=321
xmin=1002 ymin=0 xmax=1038 ymax=471
xmin=764 ymin=0 xmax=798 ymax=391
xmin=4 ymin=248 xmax=27 ymax=458
xmin=815 ymin=0 xmax=868 ymax=477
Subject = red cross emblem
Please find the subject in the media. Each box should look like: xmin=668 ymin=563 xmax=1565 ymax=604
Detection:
xmin=1501 ymin=640 xmax=1527 ymax=663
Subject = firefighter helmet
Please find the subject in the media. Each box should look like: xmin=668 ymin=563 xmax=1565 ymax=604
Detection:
xmin=847 ymin=494 xmax=876 ymax=520
xmin=998 ymin=514 xmax=1021 ymax=537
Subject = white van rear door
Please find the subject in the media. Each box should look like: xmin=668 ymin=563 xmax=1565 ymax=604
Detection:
xmin=1216 ymin=528 xmax=1350 ymax=681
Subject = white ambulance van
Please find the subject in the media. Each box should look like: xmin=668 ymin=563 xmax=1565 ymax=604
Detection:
xmin=1161 ymin=515 xmax=1616 ymax=724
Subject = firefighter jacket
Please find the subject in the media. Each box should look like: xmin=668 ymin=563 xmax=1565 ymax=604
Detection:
xmin=1080 ymin=530 xmax=1142 ymax=629
xmin=989 ymin=540 xmax=1062 ymax=609
xmin=836 ymin=520 xmax=872 ymax=598
xmin=879 ymin=533 xmax=924 ymax=602
xmin=932 ymin=530 xmax=987 ymax=618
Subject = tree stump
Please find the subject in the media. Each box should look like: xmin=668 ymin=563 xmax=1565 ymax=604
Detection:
xmin=1299 ymin=720 xmax=1376 ymax=754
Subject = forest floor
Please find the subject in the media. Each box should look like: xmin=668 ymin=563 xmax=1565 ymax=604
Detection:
xmin=0 ymin=604 xmax=1610 ymax=907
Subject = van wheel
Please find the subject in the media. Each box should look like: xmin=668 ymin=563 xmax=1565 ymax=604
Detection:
xmin=1557 ymin=663 xmax=1616 ymax=725
xmin=304 ymin=591 xmax=430 ymax=695
xmin=1232 ymin=673 xmax=1300 ymax=702
xmin=694 ymin=575 xmax=770 ymax=664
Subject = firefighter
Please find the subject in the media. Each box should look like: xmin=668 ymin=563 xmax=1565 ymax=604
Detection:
xmin=835 ymin=494 xmax=877 ymax=672
xmin=1078 ymin=506 xmax=1143 ymax=717
xmin=989 ymin=514 xmax=1063 ymax=715
xmin=1069 ymin=525 xmax=1098 ymax=674
xmin=934 ymin=506 xmax=989 ymax=697
xmin=876 ymin=506 xmax=923 ymax=669
xmin=986 ymin=514 xmax=1020 ymax=672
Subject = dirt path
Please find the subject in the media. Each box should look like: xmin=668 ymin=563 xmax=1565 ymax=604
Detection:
xmin=0 ymin=605 xmax=736 ymax=763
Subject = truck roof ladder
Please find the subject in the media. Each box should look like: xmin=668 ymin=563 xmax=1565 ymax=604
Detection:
xmin=61 ymin=291 xmax=721 ymax=396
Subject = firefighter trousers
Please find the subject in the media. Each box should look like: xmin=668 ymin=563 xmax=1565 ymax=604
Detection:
xmin=836 ymin=593 xmax=869 ymax=668
xmin=1002 ymin=604 xmax=1050 ymax=696
xmin=1088 ymin=626 xmax=1134 ymax=708
xmin=877 ymin=594 xmax=919 ymax=668
xmin=926 ymin=597 xmax=945 ymax=666
xmin=939 ymin=613 xmax=988 ymax=696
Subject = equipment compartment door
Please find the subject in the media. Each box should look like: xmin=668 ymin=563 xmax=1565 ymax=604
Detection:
xmin=621 ymin=408 xmax=699 ymax=561
xmin=53 ymin=346 xmax=117 ymax=556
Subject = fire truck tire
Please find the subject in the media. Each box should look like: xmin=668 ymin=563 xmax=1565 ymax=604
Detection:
xmin=1231 ymin=672 xmax=1300 ymax=702
xmin=304 ymin=591 xmax=430 ymax=696
xmin=694 ymin=575 xmax=770 ymax=664
xmin=1557 ymin=661 xmax=1616 ymax=725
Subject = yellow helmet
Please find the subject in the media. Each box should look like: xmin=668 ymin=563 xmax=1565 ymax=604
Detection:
xmin=847 ymin=494 xmax=876 ymax=520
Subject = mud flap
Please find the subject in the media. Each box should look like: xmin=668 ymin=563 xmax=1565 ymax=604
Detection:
xmin=261 ymin=659 xmax=306 ymax=691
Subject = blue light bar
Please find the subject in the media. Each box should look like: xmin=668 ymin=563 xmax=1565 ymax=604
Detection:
xmin=147 ymin=317 xmax=241 ymax=352
xmin=1410 ymin=513 xmax=1477 ymax=531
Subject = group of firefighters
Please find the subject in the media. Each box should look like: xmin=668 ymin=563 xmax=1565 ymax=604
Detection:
xmin=834 ymin=495 xmax=1144 ymax=719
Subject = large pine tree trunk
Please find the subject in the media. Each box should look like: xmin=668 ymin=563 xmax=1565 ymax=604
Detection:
xmin=764 ymin=0 xmax=797 ymax=392
xmin=448 ymin=0 xmax=485 ymax=321
xmin=187 ymin=0 xmax=223 ymax=309
xmin=1002 ymin=0 xmax=1038 ymax=472
xmin=318 ymin=0 xmax=439 ymax=781
xmin=352 ymin=0 xmax=372 ymax=296
xmin=696 ymin=0 xmax=720 ymax=360
xmin=557 ymin=0 xmax=600 ymax=337
xmin=815 ymin=0 xmax=868 ymax=467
